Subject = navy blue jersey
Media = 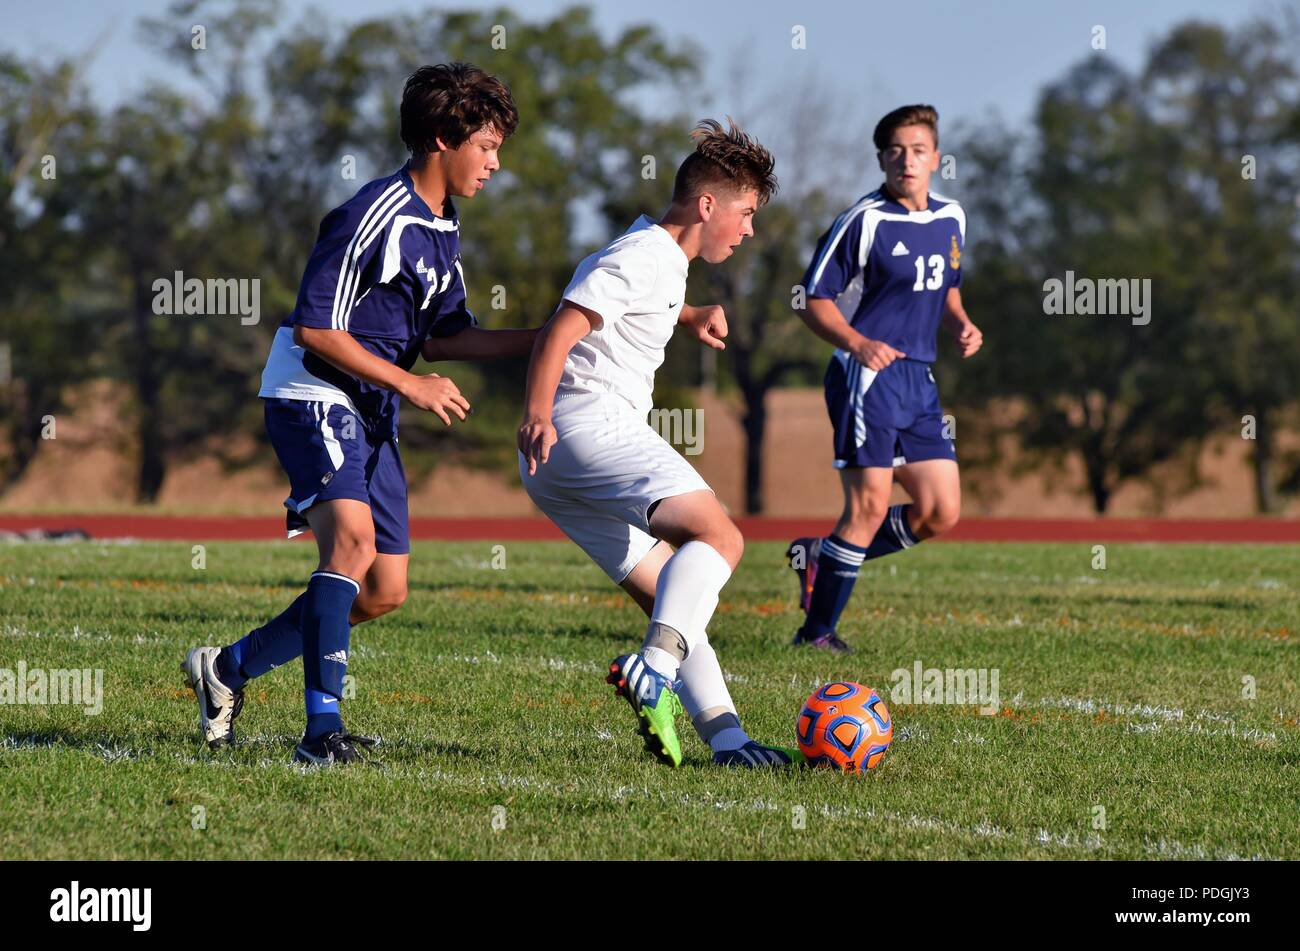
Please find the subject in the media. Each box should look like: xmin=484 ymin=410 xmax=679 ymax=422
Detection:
xmin=803 ymin=188 xmax=965 ymax=364
xmin=259 ymin=163 xmax=476 ymax=435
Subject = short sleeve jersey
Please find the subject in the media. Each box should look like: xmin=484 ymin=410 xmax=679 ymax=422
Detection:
xmin=557 ymin=215 xmax=690 ymax=418
xmin=803 ymin=188 xmax=965 ymax=364
xmin=259 ymin=163 xmax=476 ymax=435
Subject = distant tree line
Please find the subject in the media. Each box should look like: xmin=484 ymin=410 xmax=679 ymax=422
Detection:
xmin=1 ymin=2 xmax=1297 ymax=513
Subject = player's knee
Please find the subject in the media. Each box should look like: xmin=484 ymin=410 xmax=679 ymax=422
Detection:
xmin=354 ymin=585 xmax=406 ymax=622
xmin=726 ymin=526 xmax=745 ymax=568
xmin=693 ymin=519 xmax=742 ymax=569
xmin=920 ymin=502 xmax=960 ymax=538
xmin=325 ymin=533 xmax=377 ymax=577
xmin=847 ymin=495 xmax=891 ymax=531
xmin=722 ymin=517 xmax=743 ymax=569
xmin=708 ymin=523 xmax=744 ymax=570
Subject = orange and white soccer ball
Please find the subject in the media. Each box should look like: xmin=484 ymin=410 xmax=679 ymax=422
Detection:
xmin=796 ymin=681 xmax=893 ymax=772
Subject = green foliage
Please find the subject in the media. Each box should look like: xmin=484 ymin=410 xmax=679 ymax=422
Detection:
xmin=2 ymin=8 xmax=1298 ymax=512
xmin=944 ymin=20 xmax=1300 ymax=512
xmin=1 ymin=2 xmax=703 ymax=498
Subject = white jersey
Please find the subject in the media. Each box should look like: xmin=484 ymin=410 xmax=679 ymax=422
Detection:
xmin=556 ymin=215 xmax=688 ymax=418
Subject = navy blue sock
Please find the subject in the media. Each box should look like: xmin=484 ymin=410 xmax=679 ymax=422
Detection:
xmin=862 ymin=504 xmax=921 ymax=560
xmin=802 ymin=535 xmax=867 ymax=638
xmin=219 ymin=593 xmax=309 ymax=690
xmin=302 ymin=571 xmax=359 ymax=741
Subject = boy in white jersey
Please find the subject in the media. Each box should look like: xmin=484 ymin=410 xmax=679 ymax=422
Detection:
xmin=518 ymin=119 xmax=797 ymax=768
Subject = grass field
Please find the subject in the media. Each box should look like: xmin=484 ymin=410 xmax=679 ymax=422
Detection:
xmin=1 ymin=539 xmax=1297 ymax=860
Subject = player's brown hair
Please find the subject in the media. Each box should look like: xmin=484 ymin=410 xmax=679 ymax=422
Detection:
xmin=400 ymin=63 xmax=519 ymax=162
xmin=873 ymin=104 xmax=939 ymax=151
xmin=671 ymin=117 xmax=778 ymax=207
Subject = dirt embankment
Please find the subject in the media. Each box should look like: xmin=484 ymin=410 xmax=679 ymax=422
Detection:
xmin=3 ymin=380 xmax=1294 ymax=518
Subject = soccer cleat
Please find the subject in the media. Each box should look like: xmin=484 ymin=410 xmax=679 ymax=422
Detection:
xmin=293 ymin=731 xmax=379 ymax=766
xmin=791 ymin=628 xmax=854 ymax=655
xmin=181 ymin=646 xmax=245 ymax=750
xmin=713 ymin=741 xmax=807 ymax=768
xmin=787 ymin=536 xmax=821 ymax=612
xmin=605 ymin=653 xmax=684 ymax=767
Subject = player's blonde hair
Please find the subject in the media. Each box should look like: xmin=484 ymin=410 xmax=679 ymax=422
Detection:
xmin=672 ymin=117 xmax=778 ymax=206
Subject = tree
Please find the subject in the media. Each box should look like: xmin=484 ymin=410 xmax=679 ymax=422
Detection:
xmin=1140 ymin=20 xmax=1300 ymax=513
xmin=33 ymin=1 xmax=699 ymax=498
xmin=700 ymin=200 xmax=828 ymax=513
xmin=0 ymin=51 xmax=104 ymax=488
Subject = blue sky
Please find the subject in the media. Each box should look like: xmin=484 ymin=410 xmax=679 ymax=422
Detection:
xmin=14 ymin=0 xmax=1268 ymax=123
xmin=9 ymin=0 xmax=1277 ymax=211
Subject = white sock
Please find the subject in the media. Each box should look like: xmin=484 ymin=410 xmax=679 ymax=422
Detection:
xmin=677 ymin=638 xmax=751 ymax=750
xmin=641 ymin=646 xmax=680 ymax=681
xmin=676 ymin=638 xmax=733 ymax=716
xmin=648 ymin=540 xmax=733 ymax=659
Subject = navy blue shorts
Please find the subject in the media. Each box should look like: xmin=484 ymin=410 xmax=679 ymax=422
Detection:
xmin=263 ymin=398 xmax=410 ymax=555
xmin=824 ymin=355 xmax=957 ymax=469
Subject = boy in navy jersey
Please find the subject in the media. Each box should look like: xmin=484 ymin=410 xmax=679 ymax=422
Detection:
xmin=789 ymin=105 xmax=984 ymax=653
xmin=182 ymin=64 xmax=536 ymax=764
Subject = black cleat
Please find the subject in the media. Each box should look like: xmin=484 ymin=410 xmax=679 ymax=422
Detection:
xmin=293 ymin=731 xmax=380 ymax=766
xmin=791 ymin=629 xmax=854 ymax=655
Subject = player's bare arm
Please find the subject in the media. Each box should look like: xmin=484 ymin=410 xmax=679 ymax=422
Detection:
xmin=941 ymin=287 xmax=982 ymax=357
xmin=421 ymin=326 xmax=539 ymax=362
xmin=294 ymin=325 xmax=470 ymax=426
xmin=517 ymin=301 xmax=599 ymax=474
xmin=796 ymin=296 xmax=906 ymax=371
xmin=678 ymin=303 xmax=728 ymax=350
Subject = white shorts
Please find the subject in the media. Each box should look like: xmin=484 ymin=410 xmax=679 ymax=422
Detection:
xmin=521 ymin=393 xmax=713 ymax=582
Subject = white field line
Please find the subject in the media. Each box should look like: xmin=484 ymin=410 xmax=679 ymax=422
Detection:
xmin=0 ymin=735 xmax=1276 ymax=860
xmin=1 ymin=623 xmax=169 ymax=645
xmin=0 ymin=623 xmax=386 ymax=659
xmin=1008 ymin=692 xmax=1282 ymax=743
xmin=1 ymin=635 xmax=1283 ymax=747
xmin=416 ymin=654 xmax=1287 ymax=744
xmin=403 ymin=765 xmax=1274 ymax=861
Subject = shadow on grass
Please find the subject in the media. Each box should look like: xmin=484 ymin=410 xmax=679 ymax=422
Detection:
xmin=1 ymin=727 xmax=179 ymax=756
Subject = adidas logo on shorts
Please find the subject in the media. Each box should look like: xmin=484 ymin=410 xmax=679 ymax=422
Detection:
xmin=323 ymin=650 xmax=348 ymax=664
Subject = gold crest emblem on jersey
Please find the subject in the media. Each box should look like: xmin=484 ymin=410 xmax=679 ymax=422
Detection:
xmin=949 ymin=235 xmax=961 ymax=270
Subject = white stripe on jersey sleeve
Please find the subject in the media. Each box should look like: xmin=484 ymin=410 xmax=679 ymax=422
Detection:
xmin=807 ymin=191 xmax=884 ymax=291
xmin=338 ymin=192 xmax=411 ymax=331
xmin=329 ymin=180 xmax=404 ymax=330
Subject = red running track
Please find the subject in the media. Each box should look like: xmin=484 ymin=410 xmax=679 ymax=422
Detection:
xmin=1 ymin=514 xmax=1297 ymax=543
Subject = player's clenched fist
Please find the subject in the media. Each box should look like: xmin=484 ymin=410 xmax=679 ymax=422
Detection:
xmin=518 ymin=415 xmax=557 ymax=475
xmin=681 ymin=304 xmax=728 ymax=350
xmin=851 ymin=336 xmax=906 ymax=372
xmin=401 ymin=372 xmax=471 ymax=426
xmin=951 ymin=319 xmax=983 ymax=358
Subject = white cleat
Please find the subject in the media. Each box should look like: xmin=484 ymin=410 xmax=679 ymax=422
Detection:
xmin=181 ymin=647 xmax=244 ymax=750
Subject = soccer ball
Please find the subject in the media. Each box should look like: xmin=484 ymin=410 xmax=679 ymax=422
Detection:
xmin=796 ymin=681 xmax=893 ymax=772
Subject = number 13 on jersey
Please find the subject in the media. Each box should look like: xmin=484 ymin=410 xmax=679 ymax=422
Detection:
xmin=912 ymin=254 xmax=945 ymax=291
